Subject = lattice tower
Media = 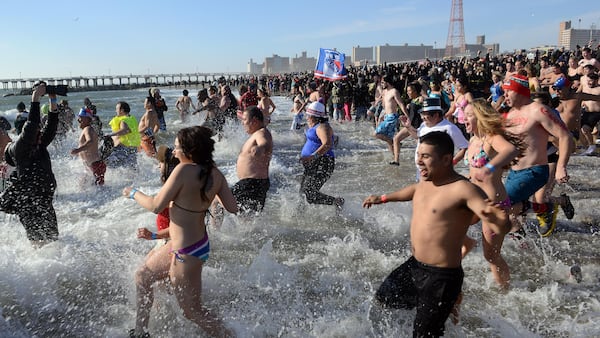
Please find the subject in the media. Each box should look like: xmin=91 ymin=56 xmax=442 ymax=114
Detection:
xmin=445 ymin=0 xmax=466 ymax=58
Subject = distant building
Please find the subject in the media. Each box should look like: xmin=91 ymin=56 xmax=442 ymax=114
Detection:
xmin=248 ymin=50 xmax=351 ymax=75
xmin=559 ymin=21 xmax=600 ymax=50
xmin=352 ymin=46 xmax=374 ymax=66
xmin=264 ymin=55 xmax=290 ymax=74
xmin=247 ymin=58 xmax=263 ymax=75
xmin=360 ymin=38 xmax=498 ymax=65
xmin=290 ymin=51 xmax=317 ymax=73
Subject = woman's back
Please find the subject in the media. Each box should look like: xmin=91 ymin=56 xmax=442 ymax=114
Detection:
xmin=166 ymin=163 xmax=226 ymax=249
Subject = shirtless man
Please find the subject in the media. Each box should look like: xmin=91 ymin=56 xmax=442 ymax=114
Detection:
xmin=290 ymin=84 xmax=306 ymax=130
xmin=501 ymin=74 xmax=573 ymax=236
xmin=580 ymin=73 xmax=600 ymax=153
xmin=541 ymin=64 xmax=565 ymax=99
xmin=175 ymin=89 xmax=196 ymax=123
xmin=538 ymin=58 xmax=553 ymax=88
xmin=390 ymin=82 xmax=424 ymax=165
xmin=576 ymin=64 xmax=597 ymax=93
xmin=233 ymin=106 xmax=273 ymax=212
xmin=554 ymin=74 xmax=600 ymax=155
xmin=138 ymin=96 xmax=161 ymax=157
xmin=71 ymin=109 xmax=106 ymax=186
xmin=577 ymin=47 xmax=600 ymax=74
xmin=363 ymin=131 xmax=508 ymax=338
xmin=367 ymin=73 xmax=384 ymax=125
xmin=374 ymin=75 xmax=407 ymax=156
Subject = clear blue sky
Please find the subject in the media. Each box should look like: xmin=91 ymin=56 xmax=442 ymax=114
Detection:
xmin=1 ymin=0 xmax=599 ymax=79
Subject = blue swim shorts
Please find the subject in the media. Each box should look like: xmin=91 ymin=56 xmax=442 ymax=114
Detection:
xmin=505 ymin=165 xmax=549 ymax=204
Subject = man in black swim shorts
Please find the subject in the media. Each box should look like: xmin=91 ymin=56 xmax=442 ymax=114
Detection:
xmin=232 ymin=106 xmax=273 ymax=212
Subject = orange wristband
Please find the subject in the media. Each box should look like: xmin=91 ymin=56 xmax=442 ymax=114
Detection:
xmin=380 ymin=194 xmax=388 ymax=203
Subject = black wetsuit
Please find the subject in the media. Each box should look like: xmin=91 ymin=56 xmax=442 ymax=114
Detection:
xmin=0 ymin=101 xmax=59 ymax=242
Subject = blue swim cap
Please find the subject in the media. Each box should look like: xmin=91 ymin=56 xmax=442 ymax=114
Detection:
xmin=552 ymin=76 xmax=570 ymax=90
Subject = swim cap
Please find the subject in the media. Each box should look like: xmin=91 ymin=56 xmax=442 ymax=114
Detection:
xmin=78 ymin=107 xmax=93 ymax=118
xmin=501 ymin=74 xmax=530 ymax=98
xmin=552 ymin=76 xmax=570 ymax=91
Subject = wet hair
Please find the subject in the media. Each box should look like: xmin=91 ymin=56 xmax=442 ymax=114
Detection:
xmin=197 ymin=88 xmax=209 ymax=101
xmin=455 ymin=76 xmax=470 ymax=91
xmin=245 ymin=105 xmax=264 ymax=122
xmin=419 ymin=131 xmax=454 ymax=157
xmin=16 ymin=102 xmax=26 ymax=111
xmin=239 ymin=84 xmax=248 ymax=96
xmin=157 ymin=146 xmax=180 ymax=184
xmin=531 ymin=91 xmax=552 ymax=106
xmin=588 ymin=72 xmax=599 ymax=80
xmin=383 ymin=75 xmax=394 ymax=85
xmin=183 ymin=89 xmax=189 ymax=96
xmin=258 ymin=86 xmax=270 ymax=97
xmin=176 ymin=126 xmax=215 ymax=202
xmin=117 ymin=101 xmax=130 ymax=113
xmin=209 ymin=85 xmax=218 ymax=94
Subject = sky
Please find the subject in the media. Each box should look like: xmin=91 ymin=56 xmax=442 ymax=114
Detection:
xmin=1 ymin=0 xmax=599 ymax=79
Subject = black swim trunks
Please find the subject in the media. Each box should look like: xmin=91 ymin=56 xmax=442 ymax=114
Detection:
xmin=375 ymin=256 xmax=463 ymax=337
xmin=231 ymin=178 xmax=270 ymax=213
xmin=581 ymin=111 xmax=600 ymax=129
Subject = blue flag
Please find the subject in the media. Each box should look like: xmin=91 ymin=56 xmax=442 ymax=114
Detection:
xmin=314 ymin=48 xmax=347 ymax=81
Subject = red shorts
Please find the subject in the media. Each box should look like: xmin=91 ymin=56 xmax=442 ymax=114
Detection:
xmin=140 ymin=135 xmax=156 ymax=157
xmin=90 ymin=160 xmax=106 ymax=186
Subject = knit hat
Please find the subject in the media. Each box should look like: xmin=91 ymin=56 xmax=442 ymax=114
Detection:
xmin=502 ymin=74 xmax=530 ymax=98
xmin=305 ymin=102 xmax=326 ymax=118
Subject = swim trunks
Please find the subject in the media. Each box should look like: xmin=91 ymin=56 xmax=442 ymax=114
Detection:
xmin=171 ymin=233 xmax=209 ymax=263
xmin=89 ymin=160 xmax=106 ymax=186
xmin=375 ymin=113 xmax=399 ymax=139
xmin=140 ymin=130 xmax=156 ymax=157
xmin=581 ymin=111 xmax=600 ymax=129
xmin=505 ymin=165 xmax=549 ymax=204
xmin=232 ymin=178 xmax=270 ymax=213
xmin=375 ymin=256 xmax=463 ymax=337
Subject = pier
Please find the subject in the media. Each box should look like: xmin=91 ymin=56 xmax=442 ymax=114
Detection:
xmin=0 ymin=72 xmax=248 ymax=92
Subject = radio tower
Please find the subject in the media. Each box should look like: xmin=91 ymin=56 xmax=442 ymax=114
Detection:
xmin=445 ymin=0 xmax=466 ymax=58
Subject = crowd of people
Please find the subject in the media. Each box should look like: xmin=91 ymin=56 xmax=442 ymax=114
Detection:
xmin=1 ymin=43 xmax=600 ymax=337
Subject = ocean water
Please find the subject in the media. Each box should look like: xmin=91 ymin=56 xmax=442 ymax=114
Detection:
xmin=1 ymin=88 xmax=600 ymax=337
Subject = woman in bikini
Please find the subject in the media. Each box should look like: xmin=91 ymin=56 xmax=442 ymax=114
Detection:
xmin=462 ymin=98 xmax=523 ymax=291
xmin=124 ymin=126 xmax=238 ymax=337
xmin=445 ymin=76 xmax=473 ymax=140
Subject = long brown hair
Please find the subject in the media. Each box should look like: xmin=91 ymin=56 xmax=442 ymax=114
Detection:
xmin=176 ymin=126 xmax=215 ymax=201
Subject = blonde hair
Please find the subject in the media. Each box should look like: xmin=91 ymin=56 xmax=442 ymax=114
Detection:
xmin=469 ymin=98 xmax=504 ymax=137
xmin=468 ymin=98 xmax=525 ymax=165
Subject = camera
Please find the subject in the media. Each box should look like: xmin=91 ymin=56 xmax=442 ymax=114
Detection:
xmin=46 ymin=85 xmax=69 ymax=96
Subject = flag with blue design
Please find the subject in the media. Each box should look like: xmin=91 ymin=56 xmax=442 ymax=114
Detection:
xmin=314 ymin=48 xmax=347 ymax=81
